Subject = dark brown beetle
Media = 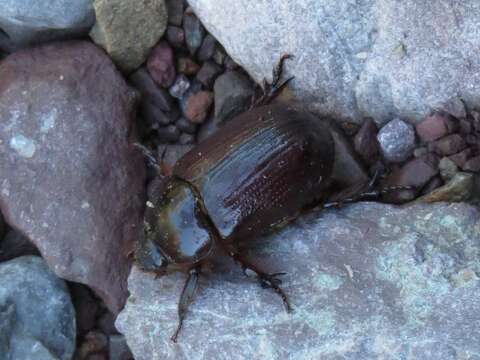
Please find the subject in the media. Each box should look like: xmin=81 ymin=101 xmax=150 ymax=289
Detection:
xmin=136 ymin=56 xmax=400 ymax=342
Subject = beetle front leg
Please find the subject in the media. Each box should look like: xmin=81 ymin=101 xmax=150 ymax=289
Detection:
xmin=171 ymin=266 xmax=201 ymax=343
xmin=229 ymin=252 xmax=292 ymax=312
xmin=251 ymin=53 xmax=295 ymax=108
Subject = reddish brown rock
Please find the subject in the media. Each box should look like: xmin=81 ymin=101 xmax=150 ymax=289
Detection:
xmin=184 ymin=91 xmax=214 ymax=123
xmin=415 ymin=112 xmax=456 ymax=142
xmin=463 ymin=156 xmax=480 ymax=172
xmin=0 ymin=41 xmax=146 ymax=314
xmin=428 ymin=134 xmax=467 ymax=156
xmin=177 ymin=57 xmax=200 ymax=75
xmin=353 ymin=118 xmax=379 ymax=165
xmin=147 ymin=41 xmax=176 ymax=88
xmin=449 ymin=148 xmax=473 ymax=168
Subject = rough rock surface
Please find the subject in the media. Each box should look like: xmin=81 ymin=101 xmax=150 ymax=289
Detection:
xmin=117 ymin=202 xmax=480 ymax=360
xmin=0 ymin=256 xmax=76 ymax=360
xmin=377 ymin=118 xmax=416 ymax=162
xmin=188 ymin=0 xmax=480 ymax=124
xmin=0 ymin=0 xmax=94 ymax=52
xmin=0 ymin=41 xmax=146 ymax=314
xmin=90 ymin=0 xmax=167 ymax=72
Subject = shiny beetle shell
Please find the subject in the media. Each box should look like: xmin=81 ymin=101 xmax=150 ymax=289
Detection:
xmin=174 ymin=104 xmax=334 ymax=241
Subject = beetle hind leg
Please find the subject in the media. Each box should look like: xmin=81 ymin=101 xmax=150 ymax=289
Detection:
xmin=171 ymin=266 xmax=201 ymax=342
xmin=229 ymin=252 xmax=292 ymax=312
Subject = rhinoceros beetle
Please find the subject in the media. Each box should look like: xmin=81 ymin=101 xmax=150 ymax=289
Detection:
xmin=135 ymin=55 xmax=404 ymax=342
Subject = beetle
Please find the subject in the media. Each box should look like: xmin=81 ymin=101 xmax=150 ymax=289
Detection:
xmin=135 ymin=55 xmax=402 ymax=342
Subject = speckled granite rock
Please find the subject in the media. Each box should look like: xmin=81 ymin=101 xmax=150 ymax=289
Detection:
xmin=0 ymin=41 xmax=146 ymax=314
xmin=117 ymin=202 xmax=480 ymax=360
xmin=0 ymin=0 xmax=94 ymax=52
xmin=188 ymin=0 xmax=480 ymax=124
xmin=0 ymin=256 xmax=76 ymax=360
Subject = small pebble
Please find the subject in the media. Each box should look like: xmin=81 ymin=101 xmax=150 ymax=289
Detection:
xmin=413 ymin=147 xmax=428 ymax=158
xmin=177 ymin=57 xmax=200 ymax=75
xmin=420 ymin=176 xmax=443 ymax=195
xmin=76 ymin=331 xmax=109 ymax=359
xmin=428 ymin=134 xmax=467 ymax=156
xmin=166 ymin=0 xmax=184 ymax=26
xmin=176 ymin=117 xmax=198 ymax=134
xmin=129 ymin=68 xmax=173 ymax=111
xmin=377 ymin=118 xmax=416 ymax=163
xmin=179 ymin=133 xmax=196 ymax=145
xmin=449 ymin=148 xmax=473 ymax=168
xmin=214 ymin=71 xmax=255 ymax=123
xmin=166 ymin=26 xmax=185 ymax=49
xmin=158 ymin=144 xmax=195 ymax=170
xmin=459 ymin=118 xmax=472 ymax=134
xmin=353 ymin=118 xmax=379 ymax=165
xmin=197 ymin=34 xmax=217 ymax=62
xmin=196 ymin=61 xmax=223 ymax=89
xmin=169 ymin=74 xmax=191 ymax=99
xmin=415 ymin=111 xmax=456 ymax=142
xmin=463 ymin=156 xmax=480 ymax=172
xmin=438 ymin=157 xmax=458 ymax=181
xmin=183 ymin=91 xmax=214 ymax=123
xmin=419 ymin=172 xmax=474 ymax=202
xmin=439 ymin=97 xmax=466 ymax=120
xmin=183 ymin=11 xmax=205 ymax=55
xmin=213 ymin=47 xmax=226 ymax=65
xmin=140 ymin=101 xmax=177 ymax=127
xmin=147 ymin=41 xmax=176 ymax=88
xmin=224 ymin=56 xmax=239 ymax=70
xmin=156 ymin=124 xmax=181 ymax=143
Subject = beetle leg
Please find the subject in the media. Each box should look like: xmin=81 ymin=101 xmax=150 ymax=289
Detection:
xmin=229 ymin=252 xmax=292 ymax=312
xmin=171 ymin=266 xmax=201 ymax=343
xmin=251 ymin=53 xmax=295 ymax=108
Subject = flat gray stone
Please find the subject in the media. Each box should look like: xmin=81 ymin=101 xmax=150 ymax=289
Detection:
xmin=117 ymin=202 xmax=480 ymax=360
xmin=0 ymin=0 xmax=94 ymax=52
xmin=188 ymin=0 xmax=480 ymax=124
xmin=0 ymin=256 xmax=76 ymax=360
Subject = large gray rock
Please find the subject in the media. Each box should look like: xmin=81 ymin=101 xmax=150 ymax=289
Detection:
xmin=187 ymin=0 xmax=480 ymax=124
xmin=0 ymin=41 xmax=146 ymax=314
xmin=0 ymin=0 xmax=94 ymax=52
xmin=0 ymin=256 xmax=76 ymax=360
xmin=117 ymin=202 xmax=480 ymax=359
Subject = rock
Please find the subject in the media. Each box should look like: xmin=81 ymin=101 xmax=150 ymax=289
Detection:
xmin=140 ymin=101 xmax=177 ymax=128
xmin=415 ymin=112 xmax=457 ymax=142
xmin=224 ymin=56 xmax=239 ymax=70
xmin=166 ymin=26 xmax=185 ymax=49
xmin=147 ymin=41 xmax=176 ymax=88
xmin=0 ymin=42 xmax=146 ymax=313
xmin=459 ymin=118 xmax=473 ymax=134
xmin=169 ymin=74 xmax=191 ymax=99
xmin=377 ymin=118 xmax=416 ymax=163
xmin=116 ymin=202 xmax=480 ymax=360
xmin=387 ymin=156 xmax=439 ymax=189
xmin=158 ymin=144 xmax=194 ymax=170
xmin=466 ymin=134 xmax=480 ymax=146
xmin=420 ymin=176 xmax=443 ymax=195
xmin=0 ymin=212 xmax=6 ymax=241
xmin=428 ymin=134 xmax=467 ymax=156
xmin=196 ymin=61 xmax=223 ymax=89
xmin=353 ymin=118 xmax=379 ymax=165
xmin=90 ymin=0 xmax=167 ymax=72
xmin=109 ymin=335 xmax=134 ymax=360
xmin=413 ymin=147 xmax=428 ymax=158
xmin=0 ymin=0 xmax=94 ymax=52
xmin=178 ymin=133 xmax=196 ymax=145
xmin=197 ymin=34 xmax=217 ymax=62
xmin=183 ymin=10 xmax=205 ymax=55
xmin=0 ymin=229 xmax=39 ymax=262
xmin=97 ymin=310 xmax=118 ymax=335
xmin=75 ymin=331 xmax=108 ymax=359
xmin=129 ymin=68 xmax=173 ymax=111
xmin=166 ymin=0 xmax=184 ymax=26
xmin=176 ymin=117 xmax=198 ymax=134
xmin=214 ymin=71 xmax=255 ymax=123
xmin=183 ymin=91 xmax=214 ymax=123
xmin=438 ymin=157 xmax=459 ymax=181
xmin=187 ymin=0 xmax=480 ymax=124
xmin=463 ymin=155 xmax=480 ymax=172
xmin=438 ymin=97 xmax=467 ymax=120
xmin=156 ymin=125 xmax=181 ymax=143
xmin=0 ymin=256 xmax=75 ymax=360
xmin=70 ymin=283 xmax=99 ymax=336
xmin=197 ymin=116 xmax=220 ymax=142
xmin=449 ymin=148 xmax=473 ymax=168
xmin=419 ymin=172 xmax=474 ymax=202
xmin=213 ymin=47 xmax=227 ymax=66
xmin=177 ymin=57 xmax=201 ymax=75
xmin=328 ymin=124 xmax=370 ymax=188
